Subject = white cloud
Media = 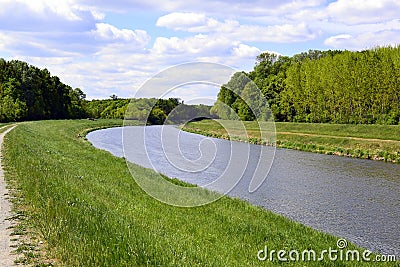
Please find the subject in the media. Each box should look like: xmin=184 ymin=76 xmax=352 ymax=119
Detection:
xmin=2 ymin=0 xmax=400 ymax=101
xmin=232 ymin=22 xmax=316 ymax=42
xmin=26 ymin=53 xmax=153 ymax=99
xmin=156 ymin=12 xmax=317 ymax=43
xmin=10 ymin=30 xmax=260 ymax=100
xmin=164 ymin=84 xmax=220 ymax=105
xmin=287 ymin=8 xmax=327 ymax=22
xmin=0 ymin=21 xmax=150 ymax=59
xmin=324 ymin=34 xmax=353 ymax=47
xmin=232 ymin=44 xmax=261 ymax=58
xmin=0 ymin=0 xmax=100 ymax=32
xmin=325 ymin=30 xmax=400 ymax=50
xmin=152 ymin=34 xmax=237 ymax=55
xmin=150 ymin=34 xmax=268 ymax=72
xmin=0 ymin=0 xmax=319 ymax=101
xmin=156 ymin=12 xmax=218 ymax=32
xmin=92 ymin=23 xmax=150 ymax=45
xmin=0 ymin=0 xmax=81 ymax=20
xmin=0 ymin=31 xmax=85 ymax=57
xmin=81 ymin=0 xmax=316 ymax=16
xmin=133 ymin=62 xmax=237 ymax=99
xmin=328 ymin=0 xmax=400 ymax=25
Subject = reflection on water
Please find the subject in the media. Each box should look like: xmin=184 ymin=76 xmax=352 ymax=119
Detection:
xmin=87 ymin=126 xmax=400 ymax=256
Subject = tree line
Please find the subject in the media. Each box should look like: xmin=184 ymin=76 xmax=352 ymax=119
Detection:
xmin=0 ymin=59 xmax=215 ymax=124
xmin=0 ymin=59 xmax=86 ymax=122
xmin=87 ymin=97 xmax=215 ymax=125
xmin=212 ymin=46 xmax=400 ymax=124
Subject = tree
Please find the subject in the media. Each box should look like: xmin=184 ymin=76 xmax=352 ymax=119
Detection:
xmin=0 ymin=58 xmax=88 ymax=122
xmin=212 ymin=45 xmax=400 ymax=125
xmin=148 ymin=107 xmax=167 ymax=125
xmin=0 ymin=95 xmax=27 ymax=121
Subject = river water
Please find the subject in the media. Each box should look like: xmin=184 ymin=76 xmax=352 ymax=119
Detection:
xmin=87 ymin=125 xmax=400 ymax=256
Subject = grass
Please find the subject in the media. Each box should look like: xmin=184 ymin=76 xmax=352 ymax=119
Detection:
xmin=0 ymin=122 xmax=14 ymax=133
xmin=2 ymin=119 xmax=398 ymax=266
xmin=182 ymin=120 xmax=400 ymax=163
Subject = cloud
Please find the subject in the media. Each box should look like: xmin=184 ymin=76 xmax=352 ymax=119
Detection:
xmin=0 ymin=31 xmax=88 ymax=57
xmin=0 ymin=0 xmax=100 ymax=32
xmin=0 ymin=0 xmax=81 ymax=20
xmin=156 ymin=12 xmax=317 ymax=43
xmin=152 ymin=34 xmax=237 ymax=55
xmin=92 ymin=23 xmax=150 ymax=45
xmin=324 ymin=34 xmax=353 ymax=48
xmin=81 ymin=0 xmax=316 ymax=16
xmin=324 ymin=29 xmax=400 ymax=50
xmin=286 ymin=8 xmax=327 ymax=22
xmin=327 ymin=0 xmax=400 ymax=25
xmin=164 ymin=84 xmax=221 ymax=105
xmin=232 ymin=44 xmax=261 ymax=58
xmin=156 ymin=12 xmax=214 ymax=32
xmin=230 ymin=22 xmax=316 ymax=43
xmin=0 ymin=0 xmax=319 ymax=101
xmin=10 ymin=29 xmax=261 ymax=100
xmin=21 ymin=53 xmax=154 ymax=99
xmin=2 ymin=0 xmax=399 ymax=101
xmin=0 ymin=22 xmax=150 ymax=58
xmin=151 ymin=33 xmax=263 ymax=71
xmin=133 ymin=62 xmax=237 ymax=100
xmin=323 ymin=18 xmax=400 ymax=50
xmin=0 ymin=0 xmax=150 ymax=58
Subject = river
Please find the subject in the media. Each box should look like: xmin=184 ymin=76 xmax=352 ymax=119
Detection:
xmin=87 ymin=125 xmax=400 ymax=256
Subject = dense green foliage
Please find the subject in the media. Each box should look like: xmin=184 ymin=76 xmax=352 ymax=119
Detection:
xmin=0 ymin=59 xmax=87 ymax=122
xmin=85 ymin=98 xmax=130 ymax=119
xmin=3 ymin=120 xmax=381 ymax=266
xmin=211 ymin=72 xmax=267 ymax=121
xmin=213 ymin=46 xmax=400 ymax=124
xmin=86 ymin=97 xmax=216 ymax=124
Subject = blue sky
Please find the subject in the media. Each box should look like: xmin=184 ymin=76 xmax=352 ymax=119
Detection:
xmin=0 ymin=0 xmax=399 ymax=102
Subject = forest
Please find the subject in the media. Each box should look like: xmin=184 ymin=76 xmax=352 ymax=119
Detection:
xmin=86 ymin=97 xmax=214 ymax=124
xmin=0 ymin=59 xmax=213 ymax=124
xmin=0 ymin=59 xmax=86 ymax=121
xmin=212 ymin=46 xmax=400 ymax=124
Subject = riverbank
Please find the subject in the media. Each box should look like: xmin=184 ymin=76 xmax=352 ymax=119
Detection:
xmin=182 ymin=120 xmax=400 ymax=163
xmin=1 ymin=119 xmax=389 ymax=266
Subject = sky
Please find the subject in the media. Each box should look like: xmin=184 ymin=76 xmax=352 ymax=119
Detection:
xmin=0 ymin=0 xmax=399 ymax=102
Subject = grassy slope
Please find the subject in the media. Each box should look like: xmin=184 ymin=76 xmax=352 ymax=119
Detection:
xmin=0 ymin=123 xmax=14 ymax=133
xmin=2 ymin=120 xmax=395 ymax=266
xmin=183 ymin=120 xmax=400 ymax=163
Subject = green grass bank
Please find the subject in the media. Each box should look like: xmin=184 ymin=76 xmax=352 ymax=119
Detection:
xmin=182 ymin=120 xmax=400 ymax=163
xmin=2 ymin=120 xmax=397 ymax=266
xmin=0 ymin=123 xmax=14 ymax=133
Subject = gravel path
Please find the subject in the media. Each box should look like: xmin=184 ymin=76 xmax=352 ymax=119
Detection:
xmin=0 ymin=125 xmax=18 ymax=266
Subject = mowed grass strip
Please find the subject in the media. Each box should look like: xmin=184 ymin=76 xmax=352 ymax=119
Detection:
xmin=183 ymin=120 xmax=400 ymax=163
xmin=0 ymin=123 xmax=14 ymax=133
xmin=3 ymin=120 xmax=391 ymax=266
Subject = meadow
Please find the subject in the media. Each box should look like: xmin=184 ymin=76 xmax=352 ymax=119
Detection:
xmin=183 ymin=120 xmax=400 ymax=163
xmin=2 ymin=120 xmax=397 ymax=266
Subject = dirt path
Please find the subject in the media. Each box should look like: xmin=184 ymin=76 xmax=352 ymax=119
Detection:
xmin=0 ymin=125 xmax=18 ymax=266
xmin=276 ymin=131 xmax=400 ymax=143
